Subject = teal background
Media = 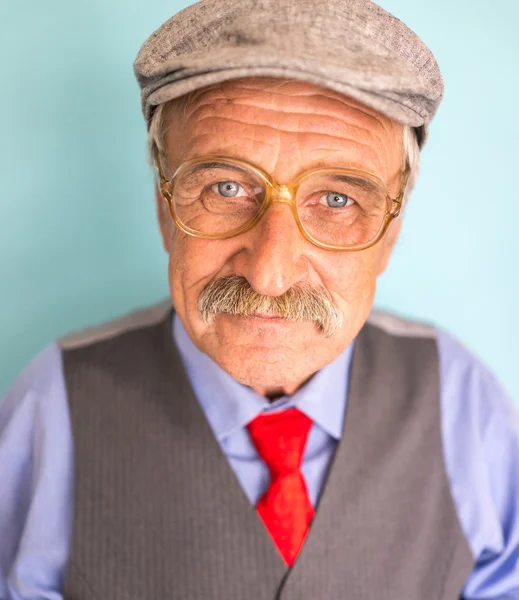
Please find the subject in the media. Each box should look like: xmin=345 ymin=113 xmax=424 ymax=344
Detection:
xmin=0 ymin=0 xmax=517 ymax=400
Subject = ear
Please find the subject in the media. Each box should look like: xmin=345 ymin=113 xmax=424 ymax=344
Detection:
xmin=155 ymin=182 xmax=173 ymax=253
xmin=376 ymin=219 xmax=401 ymax=276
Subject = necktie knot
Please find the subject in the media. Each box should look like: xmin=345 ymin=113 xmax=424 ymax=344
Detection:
xmin=247 ymin=408 xmax=313 ymax=477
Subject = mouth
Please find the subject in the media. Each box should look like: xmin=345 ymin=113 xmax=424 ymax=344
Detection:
xmin=251 ymin=312 xmax=286 ymax=320
xmin=212 ymin=311 xmax=329 ymax=335
xmin=233 ymin=312 xmax=305 ymax=327
xmin=217 ymin=311 xmax=296 ymax=324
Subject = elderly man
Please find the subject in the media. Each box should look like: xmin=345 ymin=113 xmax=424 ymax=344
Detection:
xmin=1 ymin=0 xmax=518 ymax=598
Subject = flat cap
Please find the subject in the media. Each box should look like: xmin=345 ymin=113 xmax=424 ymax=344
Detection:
xmin=134 ymin=0 xmax=443 ymax=148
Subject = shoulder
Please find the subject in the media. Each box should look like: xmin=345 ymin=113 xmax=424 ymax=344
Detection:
xmin=0 ymin=342 xmax=66 ymax=431
xmin=435 ymin=327 xmax=516 ymax=428
xmin=366 ymin=310 xmax=513 ymax=410
xmin=362 ymin=310 xmax=438 ymax=386
xmin=365 ymin=309 xmax=517 ymax=458
xmin=58 ymin=299 xmax=172 ymax=352
xmin=0 ymin=343 xmax=71 ymax=473
xmin=433 ymin=328 xmax=518 ymax=501
xmin=366 ymin=309 xmax=436 ymax=339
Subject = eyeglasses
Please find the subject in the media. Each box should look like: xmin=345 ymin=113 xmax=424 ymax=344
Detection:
xmin=155 ymin=149 xmax=409 ymax=252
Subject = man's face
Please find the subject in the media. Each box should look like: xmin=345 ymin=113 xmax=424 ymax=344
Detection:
xmin=156 ymin=78 xmax=404 ymax=396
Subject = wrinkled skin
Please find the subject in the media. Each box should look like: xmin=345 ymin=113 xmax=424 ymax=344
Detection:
xmin=155 ymin=78 xmax=405 ymax=398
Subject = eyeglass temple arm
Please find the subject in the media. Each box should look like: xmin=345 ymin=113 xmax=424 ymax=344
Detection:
xmin=398 ymin=166 xmax=411 ymax=199
xmin=389 ymin=167 xmax=411 ymax=217
xmin=153 ymin=146 xmax=169 ymax=188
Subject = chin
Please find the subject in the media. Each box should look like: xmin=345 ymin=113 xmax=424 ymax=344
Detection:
xmin=204 ymin=334 xmax=339 ymax=394
xmin=217 ymin=353 xmax=312 ymax=391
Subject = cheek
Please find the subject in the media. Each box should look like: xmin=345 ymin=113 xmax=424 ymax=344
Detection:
xmin=167 ymin=234 xmax=237 ymax=312
xmin=313 ymin=248 xmax=381 ymax=307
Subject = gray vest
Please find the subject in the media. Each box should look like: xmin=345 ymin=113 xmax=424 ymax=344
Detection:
xmin=60 ymin=303 xmax=474 ymax=599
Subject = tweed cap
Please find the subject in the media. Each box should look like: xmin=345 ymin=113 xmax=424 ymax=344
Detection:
xmin=134 ymin=0 xmax=443 ymax=148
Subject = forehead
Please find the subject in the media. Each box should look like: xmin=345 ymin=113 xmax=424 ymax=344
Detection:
xmin=164 ymin=78 xmax=404 ymax=183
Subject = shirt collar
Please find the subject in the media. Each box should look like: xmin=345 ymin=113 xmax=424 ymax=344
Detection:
xmin=173 ymin=313 xmax=354 ymax=442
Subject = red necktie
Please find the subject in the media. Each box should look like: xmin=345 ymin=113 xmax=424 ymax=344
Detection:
xmin=246 ymin=407 xmax=314 ymax=566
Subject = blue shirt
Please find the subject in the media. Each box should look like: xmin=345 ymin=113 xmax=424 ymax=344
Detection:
xmin=0 ymin=312 xmax=518 ymax=599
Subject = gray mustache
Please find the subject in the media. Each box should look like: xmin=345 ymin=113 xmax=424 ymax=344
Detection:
xmin=197 ymin=276 xmax=342 ymax=337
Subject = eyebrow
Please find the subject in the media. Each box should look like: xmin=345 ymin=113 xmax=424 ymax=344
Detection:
xmin=327 ymin=174 xmax=383 ymax=195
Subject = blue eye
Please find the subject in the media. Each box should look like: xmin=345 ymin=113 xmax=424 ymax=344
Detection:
xmin=217 ymin=181 xmax=241 ymax=197
xmin=325 ymin=192 xmax=352 ymax=208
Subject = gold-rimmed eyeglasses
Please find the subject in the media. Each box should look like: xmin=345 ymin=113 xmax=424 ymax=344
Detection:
xmin=154 ymin=149 xmax=410 ymax=252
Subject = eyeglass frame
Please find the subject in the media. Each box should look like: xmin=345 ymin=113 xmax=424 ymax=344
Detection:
xmin=154 ymin=147 xmax=410 ymax=252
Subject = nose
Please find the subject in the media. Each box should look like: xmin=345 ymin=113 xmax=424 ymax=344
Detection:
xmin=234 ymin=202 xmax=309 ymax=297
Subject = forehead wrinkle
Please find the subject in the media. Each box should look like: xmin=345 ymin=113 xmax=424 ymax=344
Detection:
xmin=189 ymin=117 xmax=380 ymax=157
xmin=186 ymin=91 xmax=393 ymax=140
xmin=174 ymin=116 xmax=395 ymax=178
xmin=174 ymin=94 xmax=400 ymax=167
xmin=183 ymin=133 xmax=390 ymax=184
xmin=178 ymin=78 xmax=398 ymax=132
xmin=188 ymin=77 xmax=390 ymax=121
xmin=184 ymin=133 xmax=279 ymax=160
xmin=189 ymin=109 xmax=386 ymax=150
xmin=188 ymin=117 xmax=393 ymax=171
xmin=186 ymin=103 xmax=394 ymax=155
xmin=168 ymin=82 xmax=401 ymax=144
xmin=178 ymin=85 xmax=231 ymax=122
xmin=231 ymin=95 xmax=392 ymax=134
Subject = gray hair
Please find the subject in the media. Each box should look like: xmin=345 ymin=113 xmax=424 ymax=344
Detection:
xmin=147 ymin=101 xmax=171 ymax=169
xmin=148 ymin=97 xmax=421 ymax=204
xmin=402 ymin=121 xmax=421 ymax=202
